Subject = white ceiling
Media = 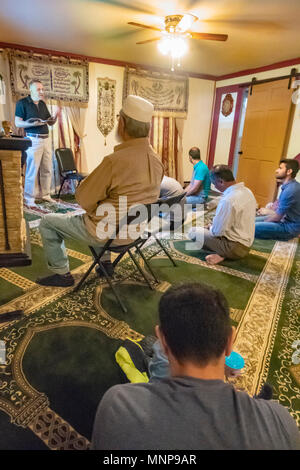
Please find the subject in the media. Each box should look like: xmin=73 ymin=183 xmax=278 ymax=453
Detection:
xmin=0 ymin=0 xmax=300 ymax=77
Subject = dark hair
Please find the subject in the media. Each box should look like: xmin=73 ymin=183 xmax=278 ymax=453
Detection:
xmin=29 ymin=79 xmax=43 ymax=88
xmin=280 ymin=158 xmax=299 ymax=178
xmin=189 ymin=147 xmax=201 ymax=160
xmin=159 ymin=282 xmax=232 ymax=366
xmin=211 ymin=165 xmax=235 ymax=182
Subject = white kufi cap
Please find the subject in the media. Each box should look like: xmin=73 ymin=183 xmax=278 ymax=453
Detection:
xmin=122 ymin=95 xmax=154 ymax=123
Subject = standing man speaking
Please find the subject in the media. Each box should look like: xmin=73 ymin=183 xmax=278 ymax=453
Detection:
xmin=15 ymin=79 xmax=61 ymax=207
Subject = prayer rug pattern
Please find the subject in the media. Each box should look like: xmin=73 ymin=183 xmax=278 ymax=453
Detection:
xmin=0 ymin=213 xmax=299 ymax=449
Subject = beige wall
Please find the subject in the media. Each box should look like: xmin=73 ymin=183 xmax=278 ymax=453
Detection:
xmin=85 ymin=65 xmax=216 ymax=178
xmin=181 ymin=78 xmax=215 ymax=181
xmin=0 ymin=54 xmax=13 ymax=123
xmin=213 ymin=91 xmax=238 ymax=166
xmin=85 ymin=61 xmax=299 ymax=183
xmin=84 ymin=62 xmax=124 ymax=172
xmin=0 ymin=52 xmax=216 ymax=180
xmin=216 ymin=64 xmax=300 ymax=88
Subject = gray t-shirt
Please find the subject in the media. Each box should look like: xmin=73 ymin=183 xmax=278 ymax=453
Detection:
xmin=159 ymin=176 xmax=186 ymax=222
xmin=91 ymin=376 xmax=300 ymax=450
xmin=160 ymin=175 xmax=185 ymax=199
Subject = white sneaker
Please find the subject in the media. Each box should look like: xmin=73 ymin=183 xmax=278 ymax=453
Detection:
xmin=41 ymin=196 xmax=57 ymax=203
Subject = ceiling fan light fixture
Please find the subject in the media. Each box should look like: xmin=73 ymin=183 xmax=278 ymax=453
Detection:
xmin=157 ymin=33 xmax=188 ymax=59
xmin=157 ymin=35 xmax=172 ymax=55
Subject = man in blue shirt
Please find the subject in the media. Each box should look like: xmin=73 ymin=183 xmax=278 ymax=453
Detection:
xmin=185 ymin=147 xmax=211 ymax=204
xmin=255 ymin=159 xmax=300 ymax=240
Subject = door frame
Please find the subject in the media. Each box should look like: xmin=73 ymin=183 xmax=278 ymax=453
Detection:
xmin=207 ymin=84 xmax=245 ymax=169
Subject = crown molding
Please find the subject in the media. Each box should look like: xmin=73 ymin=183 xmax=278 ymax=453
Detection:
xmin=1 ymin=41 xmax=299 ymax=83
xmin=0 ymin=41 xmax=216 ymax=81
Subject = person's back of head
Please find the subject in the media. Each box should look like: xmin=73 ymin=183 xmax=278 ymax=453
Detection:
xmin=210 ymin=165 xmax=235 ymax=192
xmin=279 ymin=158 xmax=299 ymax=179
xmin=119 ymin=95 xmax=153 ymax=139
xmin=189 ymin=147 xmax=201 ymax=161
xmin=211 ymin=165 xmax=235 ymax=183
xmin=120 ymin=112 xmax=150 ymax=138
xmin=158 ymin=282 xmax=232 ymax=366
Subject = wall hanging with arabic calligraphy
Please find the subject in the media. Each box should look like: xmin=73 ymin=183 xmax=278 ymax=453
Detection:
xmin=123 ymin=67 xmax=188 ymax=118
xmin=9 ymin=50 xmax=89 ymax=104
xmin=97 ymin=77 xmax=116 ymax=145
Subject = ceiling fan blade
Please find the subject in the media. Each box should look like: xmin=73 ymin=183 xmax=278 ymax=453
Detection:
xmin=128 ymin=22 xmax=163 ymax=33
xmin=204 ymin=19 xmax=282 ymax=31
xmin=190 ymin=32 xmax=228 ymax=41
xmin=136 ymin=37 xmax=161 ymax=45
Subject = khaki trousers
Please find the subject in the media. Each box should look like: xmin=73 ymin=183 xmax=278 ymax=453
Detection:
xmin=24 ymin=136 xmax=52 ymax=205
xmin=190 ymin=228 xmax=250 ymax=260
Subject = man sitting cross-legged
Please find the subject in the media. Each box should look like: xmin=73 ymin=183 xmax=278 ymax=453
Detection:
xmin=91 ymin=282 xmax=300 ymax=450
xmin=188 ymin=165 xmax=256 ymax=265
xmin=255 ymin=159 xmax=300 ymax=240
xmin=185 ymin=147 xmax=211 ymax=205
xmin=36 ymin=95 xmax=164 ymax=287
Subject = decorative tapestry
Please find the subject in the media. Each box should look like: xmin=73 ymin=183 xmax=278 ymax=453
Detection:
xmin=123 ymin=67 xmax=188 ymax=118
xmin=97 ymin=78 xmax=116 ymax=145
xmin=9 ymin=50 xmax=89 ymax=104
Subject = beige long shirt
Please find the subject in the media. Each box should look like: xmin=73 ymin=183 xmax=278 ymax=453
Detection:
xmin=76 ymin=137 xmax=164 ymax=244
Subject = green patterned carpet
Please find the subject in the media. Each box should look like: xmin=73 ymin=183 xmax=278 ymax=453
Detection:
xmin=0 ymin=202 xmax=299 ymax=450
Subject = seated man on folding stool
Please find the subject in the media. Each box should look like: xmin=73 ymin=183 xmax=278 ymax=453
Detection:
xmin=37 ymin=95 xmax=164 ymax=287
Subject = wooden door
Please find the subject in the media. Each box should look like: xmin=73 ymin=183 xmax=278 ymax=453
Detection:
xmin=236 ymin=79 xmax=294 ymax=207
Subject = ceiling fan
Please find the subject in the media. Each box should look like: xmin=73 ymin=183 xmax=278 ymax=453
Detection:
xmin=128 ymin=14 xmax=228 ymax=45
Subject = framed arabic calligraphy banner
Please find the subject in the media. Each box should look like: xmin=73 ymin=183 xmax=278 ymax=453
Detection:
xmin=9 ymin=50 xmax=89 ymax=104
xmin=123 ymin=67 xmax=189 ymax=118
xmin=97 ymin=77 xmax=116 ymax=145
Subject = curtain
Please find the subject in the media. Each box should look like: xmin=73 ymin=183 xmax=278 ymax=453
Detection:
xmin=64 ymin=105 xmax=88 ymax=174
xmin=150 ymin=116 xmax=184 ymax=183
xmin=0 ymin=77 xmax=7 ymax=120
xmin=175 ymin=118 xmax=184 ymax=186
xmin=0 ymin=51 xmax=23 ymax=136
xmin=48 ymin=100 xmax=75 ymax=195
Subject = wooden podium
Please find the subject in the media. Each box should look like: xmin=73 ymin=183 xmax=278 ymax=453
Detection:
xmin=0 ymin=137 xmax=32 ymax=268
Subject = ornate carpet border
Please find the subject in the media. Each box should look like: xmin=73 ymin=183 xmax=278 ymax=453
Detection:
xmin=0 ymin=237 xmax=298 ymax=448
xmin=233 ymin=239 xmax=298 ymax=397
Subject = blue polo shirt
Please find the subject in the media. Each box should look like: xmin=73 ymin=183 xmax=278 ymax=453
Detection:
xmin=277 ymin=179 xmax=300 ymax=235
xmin=191 ymin=160 xmax=211 ymax=197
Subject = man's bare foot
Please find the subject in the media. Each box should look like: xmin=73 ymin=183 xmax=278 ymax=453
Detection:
xmin=205 ymin=254 xmax=225 ymax=265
